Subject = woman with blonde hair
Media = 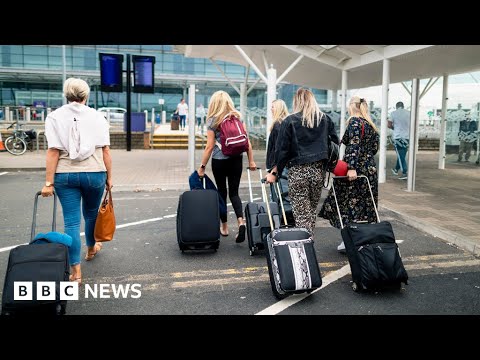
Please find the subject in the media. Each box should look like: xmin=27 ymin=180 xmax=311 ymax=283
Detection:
xmin=42 ymin=77 xmax=112 ymax=284
xmin=319 ymin=96 xmax=380 ymax=252
xmin=198 ymin=90 xmax=257 ymax=242
xmin=265 ymin=88 xmax=338 ymax=237
xmin=266 ymin=99 xmax=289 ymax=170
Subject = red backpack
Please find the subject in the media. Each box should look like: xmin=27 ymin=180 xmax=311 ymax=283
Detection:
xmin=218 ymin=114 xmax=249 ymax=156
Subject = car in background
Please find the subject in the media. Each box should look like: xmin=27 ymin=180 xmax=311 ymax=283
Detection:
xmin=97 ymin=107 xmax=127 ymax=122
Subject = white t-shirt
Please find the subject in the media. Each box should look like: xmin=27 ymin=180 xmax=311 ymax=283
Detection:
xmin=45 ymin=102 xmax=110 ymax=172
xmin=390 ymin=108 xmax=410 ymax=140
xmin=177 ymin=102 xmax=189 ymax=116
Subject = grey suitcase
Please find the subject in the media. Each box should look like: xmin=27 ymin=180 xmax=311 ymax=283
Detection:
xmin=245 ymin=168 xmax=280 ymax=256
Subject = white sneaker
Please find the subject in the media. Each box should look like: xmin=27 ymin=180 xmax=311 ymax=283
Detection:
xmin=337 ymin=241 xmax=346 ymax=253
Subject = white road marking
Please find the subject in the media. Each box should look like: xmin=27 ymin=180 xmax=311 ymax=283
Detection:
xmin=255 ymin=265 xmax=351 ymax=315
xmin=0 ymin=172 xmax=8 ymax=176
xmin=0 ymin=243 xmax=28 ymax=253
xmin=0 ymin=216 xmax=174 ymax=253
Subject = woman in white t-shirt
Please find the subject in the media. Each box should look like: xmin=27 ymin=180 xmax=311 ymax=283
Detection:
xmin=176 ymin=98 xmax=188 ymax=131
xmin=42 ymin=78 xmax=113 ymax=285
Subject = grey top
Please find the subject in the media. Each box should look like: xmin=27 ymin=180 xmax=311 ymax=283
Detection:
xmin=207 ymin=117 xmax=230 ymax=160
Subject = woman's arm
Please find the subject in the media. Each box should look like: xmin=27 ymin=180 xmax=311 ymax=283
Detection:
xmin=344 ymin=118 xmax=361 ymax=181
xmin=103 ymin=146 xmax=113 ymax=190
xmin=198 ymin=130 xmax=216 ymax=177
xmin=41 ymin=148 xmax=60 ymax=197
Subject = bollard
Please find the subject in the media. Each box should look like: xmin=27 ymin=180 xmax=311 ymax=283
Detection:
xmin=5 ymin=106 xmax=9 ymax=121
xmin=26 ymin=107 xmax=31 ymax=122
xmin=41 ymin=111 xmax=45 ymax=121
xmin=162 ymin=110 xmax=166 ymax=125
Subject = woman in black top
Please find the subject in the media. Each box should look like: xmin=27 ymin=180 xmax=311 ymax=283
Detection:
xmin=265 ymin=88 xmax=338 ymax=237
xmin=266 ymin=99 xmax=289 ymax=170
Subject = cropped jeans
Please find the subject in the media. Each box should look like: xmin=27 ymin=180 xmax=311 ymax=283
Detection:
xmin=54 ymin=172 xmax=106 ymax=266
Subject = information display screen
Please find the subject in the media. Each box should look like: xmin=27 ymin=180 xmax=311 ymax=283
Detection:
xmin=133 ymin=55 xmax=155 ymax=93
xmin=99 ymin=53 xmax=124 ymax=93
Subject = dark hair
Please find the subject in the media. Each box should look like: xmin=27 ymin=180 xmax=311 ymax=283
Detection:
xmin=396 ymin=102 xmax=404 ymax=109
xmin=181 ymin=98 xmax=185 ymax=101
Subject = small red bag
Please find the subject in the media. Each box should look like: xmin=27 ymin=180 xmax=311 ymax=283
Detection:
xmin=333 ymin=160 xmax=348 ymax=176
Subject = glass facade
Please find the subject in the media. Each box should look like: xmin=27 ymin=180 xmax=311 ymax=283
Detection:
xmin=0 ymin=45 xmax=328 ymax=121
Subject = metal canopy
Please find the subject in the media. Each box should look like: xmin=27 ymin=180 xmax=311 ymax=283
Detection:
xmin=174 ymin=45 xmax=480 ymax=90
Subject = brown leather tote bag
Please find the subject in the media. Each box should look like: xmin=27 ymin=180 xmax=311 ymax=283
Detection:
xmin=94 ymin=189 xmax=116 ymax=242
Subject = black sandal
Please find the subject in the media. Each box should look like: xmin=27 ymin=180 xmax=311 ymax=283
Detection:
xmin=235 ymin=225 xmax=246 ymax=243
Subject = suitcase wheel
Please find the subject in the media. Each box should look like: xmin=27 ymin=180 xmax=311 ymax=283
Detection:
xmin=352 ymin=282 xmax=359 ymax=292
xmin=306 ymin=289 xmax=314 ymax=294
xmin=56 ymin=304 xmax=66 ymax=315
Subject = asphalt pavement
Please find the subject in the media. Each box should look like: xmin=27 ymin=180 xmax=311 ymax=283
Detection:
xmin=1 ymin=171 xmax=479 ymax=315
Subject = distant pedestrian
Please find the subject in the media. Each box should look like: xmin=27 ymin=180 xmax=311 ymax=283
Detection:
xmin=196 ymin=103 xmax=206 ymax=133
xmin=42 ymin=77 xmax=113 ymax=285
xmin=458 ymin=116 xmax=478 ymax=162
xmin=176 ymin=98 xmax=189 ymax=131
xmin=388 ymin=101 xmax=410 ymax=180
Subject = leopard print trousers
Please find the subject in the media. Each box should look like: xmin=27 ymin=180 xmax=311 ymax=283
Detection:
xmin=288 ymin=161 xmax=325 ymax=238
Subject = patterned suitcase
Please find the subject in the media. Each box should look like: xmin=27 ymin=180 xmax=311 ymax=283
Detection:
xmin=262 ymin=180 xmax=322 ymax=299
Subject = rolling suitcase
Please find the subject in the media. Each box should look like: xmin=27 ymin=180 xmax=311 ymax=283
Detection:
xmin=245 ymin=168 xmax=280 ymax=256
xmin=262 ymin=180 xmax=322 ymax=299
xmin=176 ymin=177 xmax=220 ymax=252
xmin=331 ymin=175 xmax=409 ymax=292
xmin=1 ymin=191 xmax=69 ymax=316
xmin=171 ymin=114 xmax=180 ymax=130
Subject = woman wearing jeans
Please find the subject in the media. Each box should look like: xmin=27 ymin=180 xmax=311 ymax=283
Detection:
xmin=42 ymin=78 xmax=112 ymax=284
xmin=198 ymin=91 xmax=256 ymax=242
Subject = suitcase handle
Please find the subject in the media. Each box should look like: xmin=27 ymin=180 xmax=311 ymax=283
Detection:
xmin=260 ymin=179 xmax=275 ymax=232
xmin=31 ymin=190 xmax=57 ymax=243
xmin=273 ymin=182 xmax=288 ymax=226
xmin=246 ymin=167 xmax=263 ymax=203
xmin=331 ymin=175 xmax=380 ymax=229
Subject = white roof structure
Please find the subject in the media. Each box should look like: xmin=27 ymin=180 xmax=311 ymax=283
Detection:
xmin=174 ymin=45 xmax=480 ymax=90
xmin=174 ymin=45 xmax=480 ymax=191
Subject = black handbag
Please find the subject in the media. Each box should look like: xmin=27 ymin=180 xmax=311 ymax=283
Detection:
xmin=325 ymin=138 xmax=339 ymax=173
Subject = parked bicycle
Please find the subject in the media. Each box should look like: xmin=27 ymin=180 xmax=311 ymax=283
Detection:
xmin=4 ymin=122 xmax=36 ymax=155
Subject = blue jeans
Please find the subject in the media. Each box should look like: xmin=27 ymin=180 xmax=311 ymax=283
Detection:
xmin=54 ymin=172 xmax=107 ymax=266
xmin=179 ymin=115 xmax=186 ymax=129
xmin=393 ymin=139 xmax=409 ymax=175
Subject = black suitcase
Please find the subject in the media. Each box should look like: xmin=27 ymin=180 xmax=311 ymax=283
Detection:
xmin=245 ymin=168 xmax=280 ymax=256
xmin=1 ymin=191 xmax=69 ymax=316
xmin=270 ymin=169 xmax=295 ymax=226
xmin=332 ymin=175 xmax=409 ymax=292
xmin=262 ymin=180 xmax=322 ymax=299
xmin=176 ymin=179 xmax=220 ymax=252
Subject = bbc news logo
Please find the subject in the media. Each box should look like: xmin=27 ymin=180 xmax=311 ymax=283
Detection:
xmin=14 ymin=282 xmax=142 ymax=300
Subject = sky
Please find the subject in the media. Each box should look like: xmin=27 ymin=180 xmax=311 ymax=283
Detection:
xmin=348 ymin=71 xmax=480 ymax=118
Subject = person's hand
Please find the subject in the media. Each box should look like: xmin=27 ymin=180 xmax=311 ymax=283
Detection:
xmin=347 ymin=169 xmax=357 ymax=181
xmin=198 ymin=166 xmax=205 ymax=178
xmin=106 ymin=178 xmax=113 ymax=191
xmin=265 ymin=173 xmax=277 ymax=184
xmin=41 ymin=186 xmax=54 ymax=197
xmin=248 ymin=161 xmax=257 ymax=171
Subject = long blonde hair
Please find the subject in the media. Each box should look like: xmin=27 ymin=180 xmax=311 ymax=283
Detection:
xmin=207 ymin=91 xmax=241 ymax=129
xmin=292 ymin=88 xmax=323 ymax=128
xmin=270 ymin=99 xmax=289 ymax=131
xmin=347 ymin=96 xmax=378 ymax=133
